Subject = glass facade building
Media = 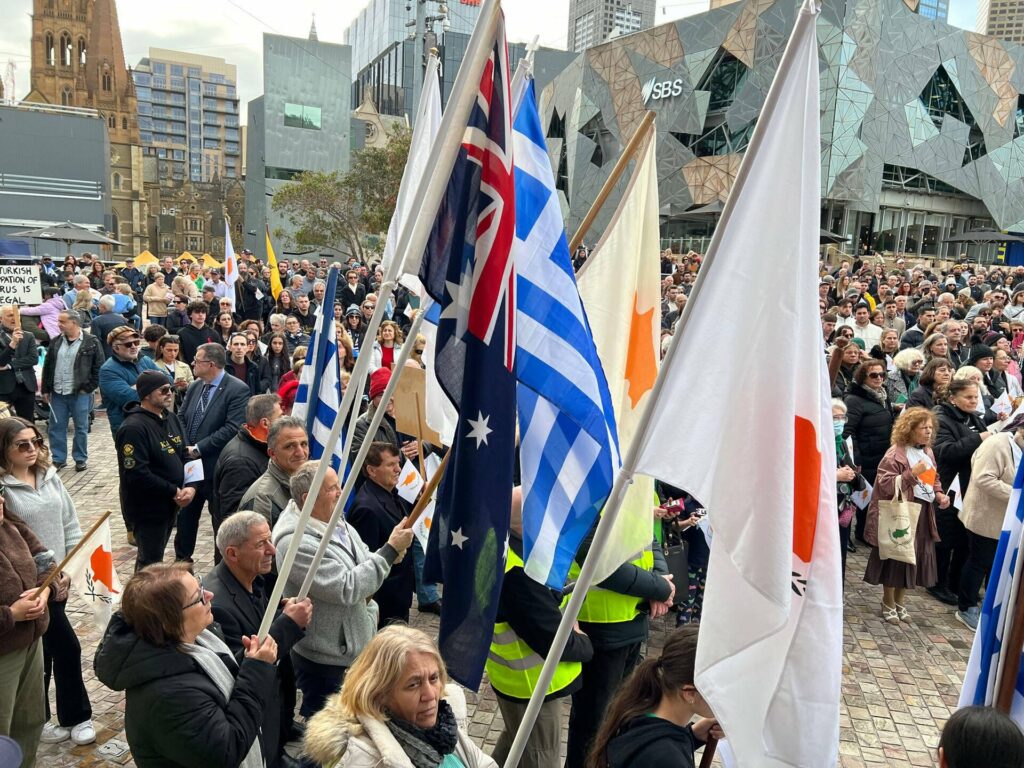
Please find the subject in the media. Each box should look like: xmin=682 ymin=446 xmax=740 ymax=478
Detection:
xmin=132 ymin=49 xmax=239 ymax=183
xmin=567 ymin=0 xmax=656 ymax=52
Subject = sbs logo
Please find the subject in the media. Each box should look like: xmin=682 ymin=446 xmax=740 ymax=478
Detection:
xmin=643 ymin=76 xmax=685 ymax=104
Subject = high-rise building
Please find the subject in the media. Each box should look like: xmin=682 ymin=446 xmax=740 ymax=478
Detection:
xmin=343 ymin=0 xmax=481 ymax=75
xmin=24 ymin=0 xmax=146 ymax=258
xmin=132 ymin=49 xmax=241 ymax=184
xmin=978 ymin=0 xmax=1024 ymax=43
xmin=243 ymin=32 xmax=351 ymax=257
xmin=917 ymin=0 xmax=948 ymax=22
xmin=567 ymin=0 xmax=656 ymax=52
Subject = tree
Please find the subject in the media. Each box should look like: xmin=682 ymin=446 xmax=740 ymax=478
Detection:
xmin=271 ymin=127 xmax=411 ymax=262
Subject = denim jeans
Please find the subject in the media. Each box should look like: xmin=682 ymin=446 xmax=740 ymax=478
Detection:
xmin=412 ymin=538 xmax=439 ymax=605
xmin=47 ymin=392 xmax=91 ymax=464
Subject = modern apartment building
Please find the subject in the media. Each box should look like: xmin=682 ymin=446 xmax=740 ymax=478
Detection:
xmin=132 ymin=49 xmax=241 ymax=183
xmin=567 ymin=0 xmax=656 ymax=52
xmin=978 ymin=0 xmax=1024 ymax=43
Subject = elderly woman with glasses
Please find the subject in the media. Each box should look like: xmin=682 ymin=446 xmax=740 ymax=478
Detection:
xmin=95 ymin=563 xmax=279 ymax=768
xmin=0 ymin=417 xmax=94 ymax=749
xmin=844 ymin=358 xmax=896 ymax=545
xmin=885 ymin=348 xmax=925 ymax=412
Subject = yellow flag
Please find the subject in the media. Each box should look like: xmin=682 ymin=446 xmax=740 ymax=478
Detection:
xmin=576 ymin=126 xmax=661 ymax=583
xmin=266 ymin=225 xmax=283 ymax=301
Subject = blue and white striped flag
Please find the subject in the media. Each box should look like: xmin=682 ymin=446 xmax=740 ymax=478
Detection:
xmin=512 ymin=78 xmax=620 ymax=588
xmin=959 ymin=447 xmax=1024 ymax=724
xmin=292 ymin=267 xmax=346 ymax=470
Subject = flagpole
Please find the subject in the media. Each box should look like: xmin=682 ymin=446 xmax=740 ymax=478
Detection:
xmin=568 ymin=110 xmax=655 ymax=256
xmin=995 ymin=555 xmax=1024 ymax=712
xmin=501 ymin=3 xmax=823 ymax=766
xmin=259 ymin=0 xmax=503 ymax=637
xmin=295 ymin=309 xmax=429 ymax=600
xmin=405 ymin=451 xmax=451 ymax=529
xmin=33 ymin=510 xmax=113 ymax=599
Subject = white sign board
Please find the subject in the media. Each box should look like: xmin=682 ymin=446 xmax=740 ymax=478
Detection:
xmin=0 ymin=267 xmax=42 ymax=305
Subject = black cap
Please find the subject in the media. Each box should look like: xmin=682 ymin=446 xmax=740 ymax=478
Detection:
xmin=136 ymin=370 xmax=170 ymax=400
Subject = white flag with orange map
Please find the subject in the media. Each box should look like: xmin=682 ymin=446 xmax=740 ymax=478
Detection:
xmin=397 ymin=455 xmax=442 ymax=549
xmin=64 ymin=515 xmax=122 ymax=630
xmin=576 ymin=122 xmax=661 ymax=583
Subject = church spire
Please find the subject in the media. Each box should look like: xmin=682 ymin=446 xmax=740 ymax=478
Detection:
xmin=309 ymin=13 xmax=318 ymax=42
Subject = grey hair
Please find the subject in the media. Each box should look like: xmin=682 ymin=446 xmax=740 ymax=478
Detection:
xmin=98 ymin=295 xmax=116 ymax=312
xmin=289 ymin=460 xmax=320 ymax=504
xmin=268 ymin=415 xmax=306 ymax=451
xmin=215 ymin=511 xmax=267 ymax=554
xmin=893 ymin=348 xmax=925 ymax=371
xmin=269 ymin=313 xmax=285 ymax=328
xmin=197 ymin=342 xmax=226 ymax=368
xmin=60 ymin=309 xmax=82 ymax=326
xmin=831 ymin=398 xmax=848 ymax=415
xmin=245 ymin=393 xmax=280 ymax=427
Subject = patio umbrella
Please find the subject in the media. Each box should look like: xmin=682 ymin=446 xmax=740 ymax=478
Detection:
xmin=820 ymin=229 xmax=850 ymax=244
xmin=8 ymin=221 xmax=121 ymax=257
xmin=942 ymin=229 xmax=1024 ymax=244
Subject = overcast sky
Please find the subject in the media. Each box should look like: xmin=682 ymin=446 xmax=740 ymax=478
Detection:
xmin=0 ymin=0 xmax=979 ymax=118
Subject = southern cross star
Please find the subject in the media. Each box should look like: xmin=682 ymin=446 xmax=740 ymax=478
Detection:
xmin=451 ymin=528 xmax=468 ymax=549
xmin=466 ymin=411 xmax=492 ymax=448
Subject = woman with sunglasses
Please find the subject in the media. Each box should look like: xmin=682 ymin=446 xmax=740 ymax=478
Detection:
xmin=844 ymin=358 xmax=896 ymax=545
xmin=95 ymin=563 xmax=279 ymax=768
xmin=0 ymin=417 xmax=95 ymax=748
xmin=0 ymin=476 xmax=55 ymax=767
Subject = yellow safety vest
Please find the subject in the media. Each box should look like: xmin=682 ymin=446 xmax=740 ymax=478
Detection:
xmin=568 ymin=546 xmax=655 ymax=623
xmin=485 ymin=550 xmax=582 ymax=699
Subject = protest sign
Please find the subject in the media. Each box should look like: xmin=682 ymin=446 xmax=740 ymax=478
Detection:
xmin=0 ymin=266 xmax=41 ymax=305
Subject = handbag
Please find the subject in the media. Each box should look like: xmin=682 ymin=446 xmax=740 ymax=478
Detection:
xmin=877 ymin=480 xmax=921 ymax=565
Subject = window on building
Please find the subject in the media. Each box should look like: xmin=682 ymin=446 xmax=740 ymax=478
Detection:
xmin=61 ymin=87 xmax=72 ymax=107
xmin=920 ymin=66 xmax=986 ymax=164
xmin=170 ymin=64 xmax=183 ymax=77
xmin=108 ymin=114 xmax=116 ymax=128
xmin=122 ymin=116 xmax=128 ymax=130
xmin=265 ymin=166 xmax=305 ymax=181
xmin=283 ymin=103 xmax=322 ymax=130
xmin=77 ymin=38 xmax=86 ymax=66
xmin=45 ymin=33 xmax=55 ymax=66
xmin=60 ymin=33 xmax=72 ymax=67
xmin=111 ymin=212 xmax=119 ymax=238
xmin=112 ymin=172 xmax=122 ymax=190
xmin=698 ymin=50 xmax=749 ymax=112
xmin=102 ymin=66 xmax=112 ymax=92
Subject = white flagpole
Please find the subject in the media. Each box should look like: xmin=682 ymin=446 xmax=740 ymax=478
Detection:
xmin=500 ymin=1 xmax=822 ymax=764
xmin=258 ymin=0 xmax=504 ymax=640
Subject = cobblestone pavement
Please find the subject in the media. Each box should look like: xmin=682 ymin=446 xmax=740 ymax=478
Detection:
xmin=39 ymin=415 xmax=970 ymax=767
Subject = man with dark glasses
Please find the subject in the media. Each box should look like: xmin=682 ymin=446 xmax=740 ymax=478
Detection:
xmin=98 ymin=326 xmax=160 ymax=438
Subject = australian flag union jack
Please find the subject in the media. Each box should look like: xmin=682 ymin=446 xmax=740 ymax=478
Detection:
xmin=419 ymin=12 xmax=517 ymax=690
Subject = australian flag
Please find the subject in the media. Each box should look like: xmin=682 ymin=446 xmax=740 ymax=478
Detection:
xmin=419 ymin=12 xmax=517 ymax=690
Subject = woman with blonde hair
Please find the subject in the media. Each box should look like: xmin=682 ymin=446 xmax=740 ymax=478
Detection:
xmin=304 ymin=625 xmax=497 ymax=768
xmin=863 ymin=407 xmax=949 ymax=623
xmin=884 ymin=348 xmax=924 ymax=410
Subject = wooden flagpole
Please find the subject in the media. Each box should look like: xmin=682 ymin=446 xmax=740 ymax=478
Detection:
xmin=568 ymin=110 xmax=655 ymax=256
xmin=698 ymin=736 xmax=719 ymax=768
xmin=403 ymin=451 xmax=451 ymax=530
xmin=33 ymin=509 xmax=113 ymax=599
xmin=995 ymin=571 xmax=1024 ymax=712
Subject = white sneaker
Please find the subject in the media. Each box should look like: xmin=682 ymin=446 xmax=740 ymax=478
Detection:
xmin=39 ymin=722 xmax=70 ymax=743
xmin=70 ymin=720 xmax=96 ymax=745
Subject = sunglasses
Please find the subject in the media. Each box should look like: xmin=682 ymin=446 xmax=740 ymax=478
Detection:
xmin=867 ymin=372 xmax=885 ymax=380
xmin=154 ymin=385 xmax=172 ymax=395
xmin=116 ymin=339 xmax=141 ymax=348
xmin=183 ymin=575 xmax=208 ymax=609
xmin=13 ymin=437 xmax=44 ymax=453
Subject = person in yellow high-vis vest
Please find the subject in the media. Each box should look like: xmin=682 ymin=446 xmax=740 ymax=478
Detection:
xmin=564 ymin=521 xmax=674 ymax=768
xmin=488 ymin=491 xmax=593 ymax=768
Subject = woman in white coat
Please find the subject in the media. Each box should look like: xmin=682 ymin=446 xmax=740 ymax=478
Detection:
xmin=304 ymin=625 xmax=498 ymax=768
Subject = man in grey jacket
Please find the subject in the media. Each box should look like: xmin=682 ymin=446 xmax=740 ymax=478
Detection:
xmin=271 ymin=460 xmax=414 ymax=719
xmin=239 ymin=416 xmax=309 ymax=528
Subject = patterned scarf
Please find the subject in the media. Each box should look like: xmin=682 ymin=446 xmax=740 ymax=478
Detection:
xmin=384 ymin=699 xmax=459 ymax=768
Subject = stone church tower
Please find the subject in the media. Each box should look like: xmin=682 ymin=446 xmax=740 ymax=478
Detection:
xmin=25 ymin=0 xmax=147 ymax=258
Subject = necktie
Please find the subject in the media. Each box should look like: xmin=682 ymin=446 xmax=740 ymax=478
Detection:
xmin=187 ymin=384 xmax=211 ymax=444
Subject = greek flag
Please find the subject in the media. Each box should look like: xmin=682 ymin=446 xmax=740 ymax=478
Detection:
xmin=292 ymin=267 xmax=345 ymax=470
xmin=959 ymin=452 xmax=1024 ymax=724
xmin=512 ymin=79 xmax=620 ymax=588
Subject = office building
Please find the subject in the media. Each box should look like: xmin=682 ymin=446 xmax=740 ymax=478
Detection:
xmin=539 ymin=0 xmax=1024 ymax=261
xmin=243 ymin=32 xmax=351 ymax=257
xmin=132 ymin=49 xmax=242 ymax=183
xmin=978 ymin=0 xmax=1024 ymax=43
xmin=25 ymin=0 xmax=146 ymax=258
xmin=917 ymin=0 xmax=948 ymax=21
xmin=567 ymin=0 xmax=656 ymax=53
xmin=0 ymin=101 xmax=110 ymax=252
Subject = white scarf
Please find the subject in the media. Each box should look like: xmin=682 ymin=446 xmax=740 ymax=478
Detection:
xmin=181 ymin=629 xmax=264 ymax=768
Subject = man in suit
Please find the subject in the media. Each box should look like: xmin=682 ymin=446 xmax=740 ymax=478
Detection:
xmin=207 ymin=511 xmax=311 ymax=768
xmin=174 ymin=342 xmax=249 ymax=561
xmin=0 ymin=305 xmax=38 ymax=420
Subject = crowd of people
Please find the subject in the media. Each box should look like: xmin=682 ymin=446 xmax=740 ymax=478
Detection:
xmin=0 ymin=248 xmax=1023 ymax=768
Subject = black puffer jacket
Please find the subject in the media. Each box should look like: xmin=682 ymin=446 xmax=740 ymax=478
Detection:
xmin=212 ymin=428 xmax=270 ymax=530
xmin=94 ymin=614 xmax=275 ymax=768
xmin=843 ymin=382 xmax=895 ymax=483
xmin=933 ymin=401 xmax=987 ymax=492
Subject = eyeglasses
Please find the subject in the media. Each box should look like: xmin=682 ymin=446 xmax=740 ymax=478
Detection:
xmin=867 ymin=372 xmax=885 ymax=380
xmin=193 ymin=358 xmax=209 ymax=366
xmin=116 ymin=339 xmax=141 ymax=348
xmin=13 ymin=437 xmax=44 ymax=453
xmin=183 ymin=575 xmax=208 ymax=609
xmin=154 ymin=385 xmax=172 ymax=395
xmin=362 ymin=304 xmax=374 ymax=309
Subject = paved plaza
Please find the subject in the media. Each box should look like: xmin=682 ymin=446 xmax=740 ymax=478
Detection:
xmin=40 ymin=414 xmax=970 ymax=768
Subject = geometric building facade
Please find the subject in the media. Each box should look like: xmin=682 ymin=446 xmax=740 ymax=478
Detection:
xmin=539 ymin=0 xmax=1024 ymax=259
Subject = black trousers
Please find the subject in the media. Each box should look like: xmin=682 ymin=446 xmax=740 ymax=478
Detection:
xmin=291 ymin=651 xmax=346 ymax=719
xmin=134 ymin=508 xmax=177 ymax=572
xmin=566 ymin=641 xmax=642 ymax=768
xmin=935 ymin=506 xmax=969 ymax=593
xmin=42 ymin=599 xmax=92 ymax=726
xmin=174 ymin=478 xmax=212 ymax=561
xmin=0 ymin=385 xmax=35 ymax=421
xmin=958 ymin=531 xmax=998 ymax=611
xmin=839 ymin=523 xmax=851 ymax=584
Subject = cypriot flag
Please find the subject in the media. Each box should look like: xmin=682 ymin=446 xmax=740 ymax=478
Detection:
xmin=64 ymin=513 xmax=123 ymax=631
xmin=630 ymin=1 xmax=842 ymax=765
xmin=576 ymin=123 xmax=660 ymax=583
